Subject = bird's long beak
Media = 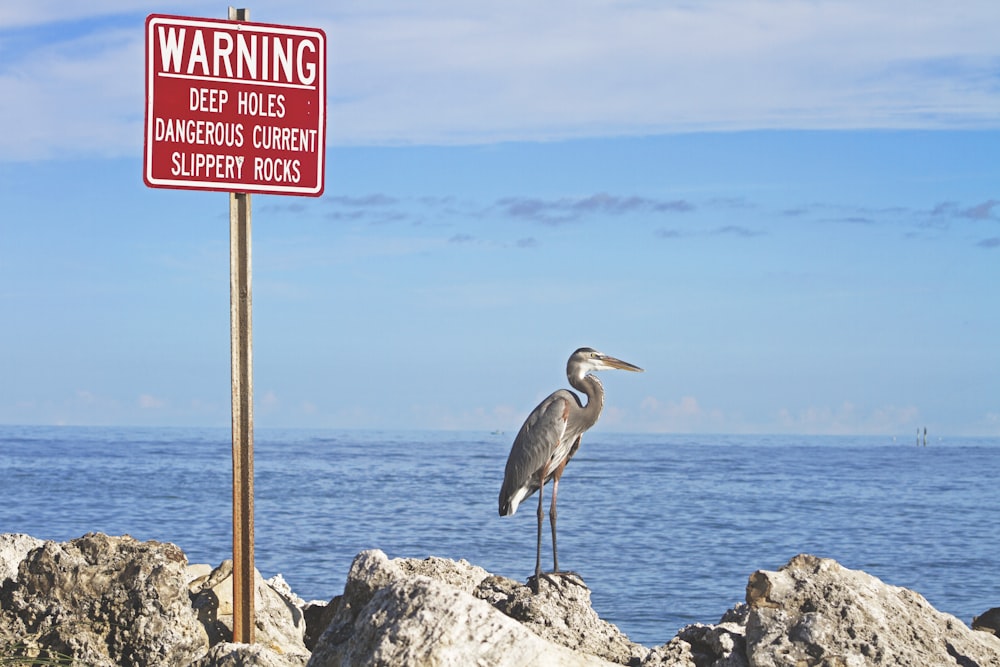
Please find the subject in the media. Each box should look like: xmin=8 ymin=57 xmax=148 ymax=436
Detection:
xmin=601 ymin=354 xmax=644 ymax=372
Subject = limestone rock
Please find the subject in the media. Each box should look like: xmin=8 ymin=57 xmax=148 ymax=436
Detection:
xmin=398 ymin=553 xmax=492 ymax=592
xmin=188 ymin=562 xmax=215 ymax=591
xmin=307 ymin=549 xmax=624 ymax=667
xmin=0 ymin=532 xmax=208 ymax=666
xmin=475 ymin=572 xmax=650 ymax=665
xmin=192 ymin=641 xmax=308 ymax=667
xmin=310 ymin=573 xmax=619 ymax=667
xmin=974 ymin=607 xmax=1000 ymax=636
xmin=744 ymin=554 xmax=1000 ymax=667
xmin=0 ymin=533 xmax=43 ymax=585
xmin=644 ymin=605 xmax=749 ymax=667
xmin=190 ymin=559 xmax=310 ymax=660
xmin=303 ymin=599 xmax=337 ymax=651
xmin=4 ymin=533 xmax=998 ymax=667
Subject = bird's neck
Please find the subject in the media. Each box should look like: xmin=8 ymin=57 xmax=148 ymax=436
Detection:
xmin=570 ymin=372 xmax=605 ymax=429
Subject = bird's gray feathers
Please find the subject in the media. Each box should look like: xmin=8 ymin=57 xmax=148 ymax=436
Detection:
xmin=497 ymin=389 xmax=577 ymax=516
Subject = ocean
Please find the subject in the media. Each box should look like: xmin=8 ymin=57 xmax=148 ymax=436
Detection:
xmin=1 ymin=425 xmax=997 ymax=648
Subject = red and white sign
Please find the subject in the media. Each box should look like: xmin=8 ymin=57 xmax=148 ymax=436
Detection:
xmin=144 ymin=14 xmax=326 ymax=196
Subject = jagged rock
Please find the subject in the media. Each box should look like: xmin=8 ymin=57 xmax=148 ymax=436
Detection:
xmin=475 ymin=572 xmax=650 ymax=665
xmin=974 ymin=607 xmax=1000 ymax=636
xmin=0 ymin=533 xmax=43 ymax=585
xmin=744 ymin=554 xmax=1000 ymax=667
xmin=190 ymin=559 xmax=310 ymax=661
xmin=399 ymin=553 xmax=492 ymax=591
xmin=310 ymin=573 xmax=619 ymax=666
xmin=192 ymin=642 xmax=307 ymax=667
xmin=188 ymin=562 xmax=215 ymax=591
xmin=4 ymin=534 xmax=998 ymax=667
xmin=303 ymin=599 xmax=337 ymax=651
xmin=646 ymin=605 xmax=749 ymax=667
xmin=307 ymin=549 xmax=624 ymax=667
xmin=0 ymin=532 xmax=209 ymax=666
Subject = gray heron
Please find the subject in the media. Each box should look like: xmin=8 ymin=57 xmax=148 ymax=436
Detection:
xmin=498 ymin=347 xmax=643 ymax=587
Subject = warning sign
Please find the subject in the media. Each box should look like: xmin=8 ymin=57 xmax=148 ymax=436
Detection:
xmin=144 ymin=14 xmax=326 ymax=196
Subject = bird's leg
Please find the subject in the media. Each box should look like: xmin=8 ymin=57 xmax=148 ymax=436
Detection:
xmin=549 ymin=461 xmax=566 ymax=573
xmin=541 ymin=452 xmax=585 ymax=590
xmin=534 ymin=466 xmax=545 ymax=585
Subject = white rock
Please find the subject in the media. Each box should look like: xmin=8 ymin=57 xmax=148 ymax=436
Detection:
xmin=745 ymin=554 xmax=1000 ymax=667
xmin=0 ymin=533 xmax=43 ymax=585
xmin=309 ymin=573 xmax=619 ymax=667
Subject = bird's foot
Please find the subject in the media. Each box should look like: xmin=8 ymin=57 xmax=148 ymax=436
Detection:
xmin=527 ymin=570 xmax=586 ymax=593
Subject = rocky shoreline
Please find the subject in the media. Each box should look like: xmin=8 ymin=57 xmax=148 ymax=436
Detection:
xmin=1 ymin=532 xmax=998 ymax=666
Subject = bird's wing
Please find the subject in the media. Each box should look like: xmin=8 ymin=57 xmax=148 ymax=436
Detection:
xmin=498 ymin=390 xmax=571 ymax=515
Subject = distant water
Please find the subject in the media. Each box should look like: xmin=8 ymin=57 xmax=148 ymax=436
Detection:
xmin=1 ymin=425 xmax=998 ymax=647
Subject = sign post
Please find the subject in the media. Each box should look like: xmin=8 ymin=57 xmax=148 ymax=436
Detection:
xmin=144 ymin=8 xmax=326 ymax=645
xmin=230 ymin=186 xmax=254 ymax=643
xmin=227 ymin=7 xmax=255 ymax=647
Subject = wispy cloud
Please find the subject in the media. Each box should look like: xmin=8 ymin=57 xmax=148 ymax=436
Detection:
xmin=327 ymin=194 xmax=400 ymax=207
xmin=326 ymin=2 xmax=1000 ymax=145
xmin=0 ymin=23 xmax=142 ymax=159
xmin=321 ymin=192 xmax=486 ymax=227
xmin=496 ymin=193 xmax=694 ymax=225
xmin=823 ymin=216 xmax=876 ymax=225
xmin=325 ymin=193 xmax=409 ymax=224
xmin=257 ymin=202 xmax=310 ymax=215
xmin=655 ymin=225 xmax=765 ymax=239
xmin=774 ymin=199 xmax=1000 ymax=245
xmin=928 ymin=199 xmax=1000 ymax=222
xmin=959 ymin=199 xmax=1000 ymax=220
xmin=4 ymin=2 xmax=999 ymax=159
xmin=776 ymin=402 xmax=921 ymax=436
xmin=712 ymin=225 xmax=765 ymax=237
xmin=137 ymin=393 xmax=166 ymax=409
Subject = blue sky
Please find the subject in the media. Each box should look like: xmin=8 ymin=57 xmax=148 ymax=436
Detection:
xmin=1 ymin=1 xmax=998 ymax=435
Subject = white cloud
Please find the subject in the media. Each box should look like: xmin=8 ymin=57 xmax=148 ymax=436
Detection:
xmin=775 ymin=401 xmax=922 ymax=436
xmin=324 ymin=0 xmax=1000 ymax=143
xmin=636 ymin=395 xmax=728 ymax=433
xmin=0 ymin=26 xmax=144 ymax=159
xmin=627 ymin=395 xmax=933 ymax=436
xmin=1 ymin=0 xmax=999 ymax=159
xmin=137 ymin=393 xmax=166 ymax=409
xmin=0 ymin=1 xmax=207 ymax=28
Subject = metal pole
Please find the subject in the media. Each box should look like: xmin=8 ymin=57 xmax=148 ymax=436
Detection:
xmin=229 ymin=6 xmax=254 ymax=642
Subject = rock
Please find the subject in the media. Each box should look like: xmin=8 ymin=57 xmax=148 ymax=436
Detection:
xmin=303 ymin=599 xmax=337 ymax=651
xmin=188 ymin=562 xmax=216 ymax=591
xmin=973 ymin=607 xmax=1000 ymax=636
xmin=190 ymin=559 xmax=310 ymax=661
xmin=192 ymin=642 xmax=308 ymax=667
xmin=307 ymin=549 xmax=625 ymax=667
xmin=475 ymin=572 xmax=649 ymax=665
xmin=744 ymin=554 xmax=1000 ymax=667
xmin=0 ymin=532 xmax=209 ymax=666
xmin=399 ymin=553 xmax=492 ymax=591
xmin=646 ymin=605 xmax=749 ymax=667
xmin=310 ymin=572 xmax=620 ymax=666
xmin=268 ymin=573 xmax=307 ymax=608
xmin=4 ymin=533 xmax=999 ymax=667
xmin=0 ymin=533 xmax=43 ymax=585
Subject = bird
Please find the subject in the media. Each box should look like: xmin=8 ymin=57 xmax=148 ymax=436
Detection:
xmin=498 ymin=347 xmax=643 ymax=588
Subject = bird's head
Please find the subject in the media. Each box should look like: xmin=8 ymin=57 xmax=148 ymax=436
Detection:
xmin=568 ymin=347 xmax=644 ymax=379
